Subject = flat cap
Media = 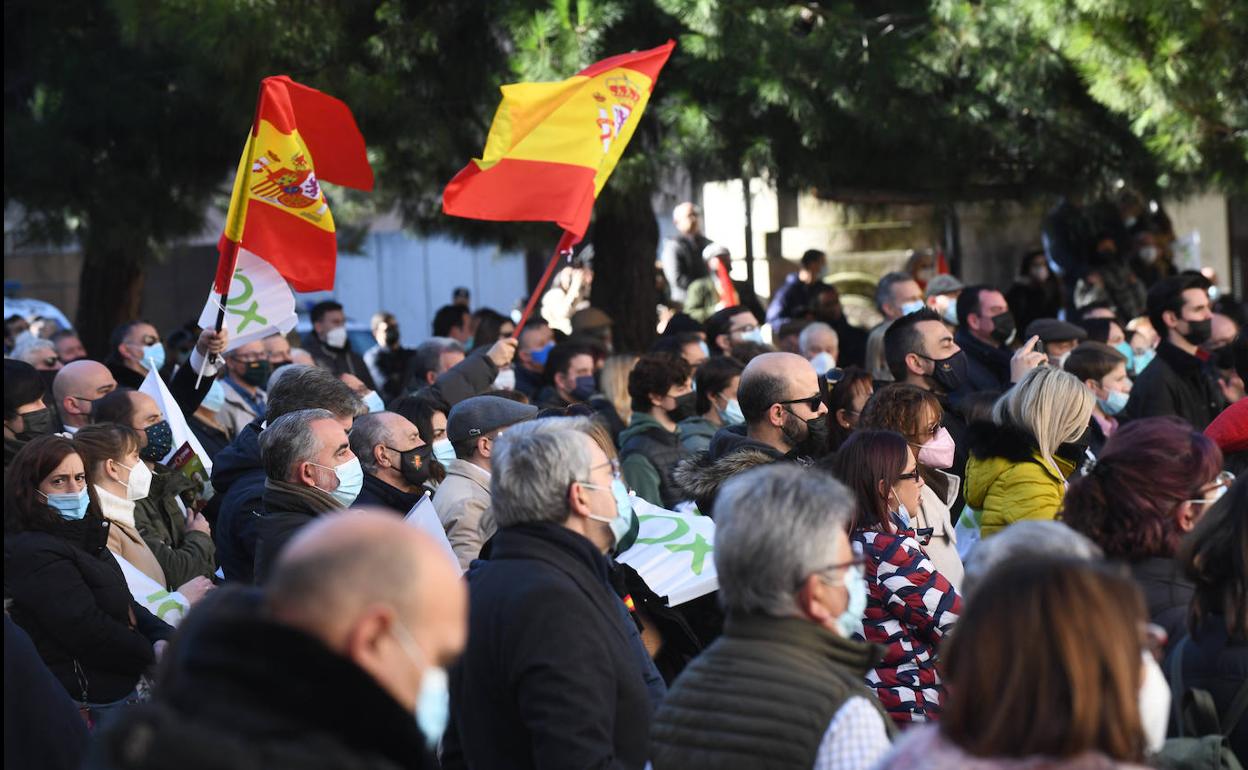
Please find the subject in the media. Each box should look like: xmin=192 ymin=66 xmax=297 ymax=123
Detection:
xmin=1024 ymin=318 xmax=1088 ymax=343
xmin=446 ymin=395 xmax=539 ymax=444
xmin=925 ymin=274 xmax=964 ymax=298
xmin=571 ymin=307 xmax=613 ymax=334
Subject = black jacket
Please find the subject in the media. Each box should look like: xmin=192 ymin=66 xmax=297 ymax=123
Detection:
xmin=1131 ymin=556 xmax=1195 ymax=655
xmin=442 ymin=523 xmax=658 ymax=770
xmin=672 ymin=424 xmax=785 ymax=517
xmin=107 ymin=357 xmax=212 ymax=416
xmin=403 ymin=347 xmax=500 ymax=406
xmin=302 ymin=333 xmax=378 ymax=391
xmin=84 ymin=587 xmax=435 ymax=770
xmin=1124 ymin=339 xmax=1225 ymax=430
xmin=355 ymin=472 xmax=422 ymax=515
xmin=1167 ymin=614 xmax=1248 ymax=759
xmin=4 ymin=616 xmax=89 ymax=770
xmin=953 ymin=327 xmax=1012 ymax=395
xmin=5 ymin=516 xmax=173 ymax=704
xmin=252 ymin=480 xmax=342 ymax=584
xmin=188 ymin=415 xmax=231 ymax=464
xmin=209 ymin=421 xmax=266 ymax=583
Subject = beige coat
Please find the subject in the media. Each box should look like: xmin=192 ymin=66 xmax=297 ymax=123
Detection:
xmin=217 ymin=380 xmax=265 ymax=437
xmin=432 ymin=459 xmax=494 ymax=570
xmin=915 ymin=470 xmax=964 ymax=591
xmin=96 ymin=485 xmax=169 ymax=588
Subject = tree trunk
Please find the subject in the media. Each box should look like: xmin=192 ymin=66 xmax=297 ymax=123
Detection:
xmin=590 ymin=184 xmax=659 ymax=354
xmin=76 ymin=228 xmax=146 ymax=360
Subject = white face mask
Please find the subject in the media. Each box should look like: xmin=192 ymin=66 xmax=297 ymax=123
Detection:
xmin=808 ymin=351 xmax=836 ymax=376
xmin=1139 ymin=652 xmax=1171 ymax=754
xmin=324 ymin=326 xmax=348 ymax=349
xmin=116 ymin=459 xmax=152 ymax=502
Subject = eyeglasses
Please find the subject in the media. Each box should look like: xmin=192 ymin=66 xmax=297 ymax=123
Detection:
xmin=798 ymin=556 xmax=867 ymax=588
xmin=41 ymin=356 xmax=61 ymax=367
xmin=231 ymin=352 xmax=270 ymax=363
xmin=730 ymin=324 xmax=759 ymax=335
xmin=587 ymin=458 xmax=622 ymax=481
xmin=897 ymin=469 xmax=922 ymax=483
xmin=777 ymin=393 xmax=823 ymax=412
xmin=1185 ymin=471 xmax=1235 ymax=510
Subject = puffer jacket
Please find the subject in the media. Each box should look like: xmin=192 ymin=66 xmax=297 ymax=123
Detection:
xmin=964 ymin=421 xmax=1076 ymax=538
xmin=672 ymin=425 xmax=784 ymax=517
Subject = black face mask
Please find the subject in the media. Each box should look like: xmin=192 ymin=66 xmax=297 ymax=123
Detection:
xmin=16 ymin=407 xmax=59 ymax=441
xmin=782 ymin=407 xmax=831 ymax=458
xmin=1056 ymin=426 xmax=1092 ymax=465
xmin=384 ymin=326 xmax=401 ymax=347
xmin=1182 ymin=317 xmax=1212 ymax=347
xmin=388 ymin=444 xmax=433 ymax=488
xmin=989 ymin=312 xmax=1016 ymax=346
xmin=921 ymin=351 xmax=968 ymax=394
xmin=141 ymin=420 xmax=174 ymax=463
xmin=666 ymin=391 xmax=698 ymax=423
xmin=241 ymin=361 xmax=272 ymax=388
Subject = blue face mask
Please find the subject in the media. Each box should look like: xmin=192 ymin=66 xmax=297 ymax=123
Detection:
xmin=1098 ymin=388 xmax=1130 ymax=416
xmin=530 ymin=342 xmax=555 ymax=367
xmin=363 ymin=390 xmax=385 ymax=414
xmin=1113 ymin=342 xmax=1136 ymax=373
xmin=1133 ymin=346 xmax=1156 ymax=374
xmin=835 ymin=563 xmax=868 ymax=638
xmin=738 ymin=328 xmax=765 ymax=345
xmin=570 ymin=375 xmax=597 ymax=402
xmin=585 ymin=478 xmax=636 ymax=550
xmin=141 ymin=342 xmax=166 ymax=372
xmin=313 ymin=456 xmax=363 ymax=507
xmin=391 ymin=618 xmax=450 ymax=751
xmin=431 ymin=439 xmax=456 ymax=467
xmin=720 ymin=398 xmax=745 ymax=426
xmin=899 ymin=300 xmax=925 ymax=317
xmin=698 ymin=341 xmax=710 ymax=358
xmin=202 ymin=380 xmax=227 ymax=413
xmin=40 ymin=488 xmax=90 ymax=520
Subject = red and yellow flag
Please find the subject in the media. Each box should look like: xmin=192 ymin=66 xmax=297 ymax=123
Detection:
xmin=442 ymin=41 xmax=675 ymax=241
xmin=216 ymin=76 xmax=373 ymax=294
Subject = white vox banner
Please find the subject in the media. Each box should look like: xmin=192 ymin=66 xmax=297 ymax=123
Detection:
xmin=404 ymin=493 xmax=462 ymax=573
xmin=617 ymin=496 xmax=717 ymax=606
xmin=139 ymin=367 xmax=214 ymax=476
xmin=197 ymin=249 xmax=297 ymax=354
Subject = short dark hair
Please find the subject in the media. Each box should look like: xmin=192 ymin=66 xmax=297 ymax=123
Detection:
xmin=737 ymin=367 xmax=789 ymax=424
xmin=1146 ymin=273 xmax=1208 ymax=335
xmin=661 ymin=312 xmax=704 ymax=337
xmin=874 ymin=272 xmax=912 ymax=312
xmin=1079 ymin=317 xmax=1118 ymax=344
xmin=91 ymin=388 xmax=139 ymax=427
xmin=693 ymin=356 xmax=744 ymax=414
xmin=884 ymin=307 xmax=941 ymax=381
xmin=267 ymin=366 xmax=363 ymax=421
xmin=543 ymin=342 xmax=594 ymax=385
xmin=956 ymin=284 xmax=993 ymax=327
xmin=432 ymin=304 xmax=470 ymax=337
xmin=777 ymin=319 xmax=810 ymax=341
xmin=1064 ymin=342 xmax=1126 ymax=383
xmin=310 ymin=301 xmax=343 ymax=324
xmin=800 ymin=249 xmax=825 ymax=268
xmin=107 ymin=320 xmax=155 ymax=361
xmin=390 ymin=390 xmax=450 ymax=489
xmin=705 ymin=305 xmax=750 ymax=352
xmin=4 ymin=360 xmax=45 ymax=420
xmin=628 ymin=353 xmax=692 ymax=413
xmin=650 ymin=331 xmax=702 ymax=357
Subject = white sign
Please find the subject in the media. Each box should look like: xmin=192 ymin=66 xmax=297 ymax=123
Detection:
xmin=197 ymin=249 xmax=297 ymax=353
xmin=112 ymin=552 xmax=189 ymax=626
xmin=617 ymin=497 xmax=718 ymax=606
xmin=404 ymin=493 xmax=462 ymax=573
xmin=139 ymin=368 xmax=213 ymax=474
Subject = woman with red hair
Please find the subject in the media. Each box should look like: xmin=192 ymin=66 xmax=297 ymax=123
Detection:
xmin=1061 ymin=416 xmax=1229 ymax=651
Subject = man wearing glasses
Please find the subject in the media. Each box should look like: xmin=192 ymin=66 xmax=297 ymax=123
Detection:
xmin=651 ymin=464 xmax=892 ymax=769
xmin=103 ymin=319 xmax=228 ymax=418
xmin=218 ymin=340 xmax=271 ymax=436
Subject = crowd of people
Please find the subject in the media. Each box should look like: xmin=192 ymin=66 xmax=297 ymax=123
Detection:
xmin=3 ymin=194 xmax=1247 ymax=770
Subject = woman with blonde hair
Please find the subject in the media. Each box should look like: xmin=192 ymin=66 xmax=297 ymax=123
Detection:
xmin=597 ymin=353 xmax=639 ymax=434
xmin=964 ymin=365 xmax=1094 ymax=537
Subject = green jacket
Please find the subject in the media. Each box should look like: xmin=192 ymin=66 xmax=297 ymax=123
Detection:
xmin=133 ymin=464 xmax=216 ymax=587
xmin=618 ymin=413 xmax=689 ymax=508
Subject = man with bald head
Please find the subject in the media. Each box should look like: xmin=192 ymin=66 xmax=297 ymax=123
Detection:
xmin=90 ymin=510 xmax=462 ymax=769
xmin=52 ymin=359 xmax=117 ymax=433
xmin=351 ymin=411 xmax=433 ymax=514
xmin=673 ymin=352 xmax=829 ymax=516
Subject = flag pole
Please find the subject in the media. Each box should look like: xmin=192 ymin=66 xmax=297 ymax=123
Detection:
xmin=513 ymin=231 xmax=577 ymax=338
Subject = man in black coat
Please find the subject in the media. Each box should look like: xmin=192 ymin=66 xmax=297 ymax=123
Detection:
xmin=350 ymin=411 xmax=431 ymax=515
xmin=103 ymin=321 xmax=226 ymax=416
xmin=87 ymin=511 xmax=465 ymax=770
xmin=441 ymin=417 xmax=664 ymax=770
xmin=302 ymin=300 xmax=378 ymax=391
xmin=1125 ymin=274 xmax=1226 ymax=429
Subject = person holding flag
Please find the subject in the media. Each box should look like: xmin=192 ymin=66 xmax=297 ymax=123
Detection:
xmin=104 ymin=321 xmax=229 ymax=418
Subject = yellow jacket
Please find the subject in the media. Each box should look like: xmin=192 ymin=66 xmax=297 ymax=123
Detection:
xmin=965 ymin=450 xmax=1076 ymax=537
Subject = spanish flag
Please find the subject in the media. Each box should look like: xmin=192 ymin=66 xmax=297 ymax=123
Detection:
xmin=442 ymin=41 xmax=675 ymax=242
xmin=215 ymin=76 xmax=373 ymax=294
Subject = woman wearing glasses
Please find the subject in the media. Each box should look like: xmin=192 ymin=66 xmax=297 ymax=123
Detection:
xmin=1061 ymin=416 xmax=1229 ymax=654
xmin=827 ymin=430 xmax=962 ymax=726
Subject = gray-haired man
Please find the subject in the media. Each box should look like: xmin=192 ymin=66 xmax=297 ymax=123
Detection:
xmin=651 ymin=464 xmax=893 ymax=770
xmin=441 ymin=417 xmax=660 ymax=770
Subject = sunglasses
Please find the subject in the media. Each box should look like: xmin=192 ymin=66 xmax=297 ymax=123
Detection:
xmin=778 ymin=393 xmax=824 ymax=412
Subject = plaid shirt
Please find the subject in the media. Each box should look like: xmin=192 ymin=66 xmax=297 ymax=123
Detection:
xmin=813 ymin=696 xmax=892 ymax=770
xmin=853 ymin=523 xmax=962 ymax=725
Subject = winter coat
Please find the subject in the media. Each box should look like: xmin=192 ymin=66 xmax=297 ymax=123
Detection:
xmin=354 ymin=471 xmax=423 ymax=515
xmin=953 ymin=327 xmax=1013 ymax=395
xmin=134 ymin=463 xmax=215 ymax=587
xmin=672 ymin=424 xmax=785 ymax=517
xmin=83 ymin=587 xmax=436 ymax=770
xmin=4 ymin=616 xmax=88 ymax=770
xmin=1168 ymin=614 xmax=1248 ymax=759
xmin=252 ymin=479 xmax=343 ymax=584
xmin=209 ymin=422 xmax=266 ymax=583
xmin=107 ymin=355 xmax=212 ymax=418
xmin=964 ymin=421 xmax=1077 ymax=537
xmin=432 ymin=459 xmax=495 ymax=570
xmin=619 ymin=413 xmax=692 ymax=508
xmin=660 ymin=232 xmax=711 ymax=302
xmin=5 ymin=516 xmax=173 ymax=704
xmin=97 ymin=485 xmax=168 ymax=587
xmin=187 ymin=414 xmax=231 ymax=464
xmin=302 ymin=332 xmax=377 ymax=391
xmin=855 ymin=517 xmax=962 ymax=725
xmin=916 ymin=472 xmax=964 ymax=591
xmin=1124 ymin=339 xmax=1225 ymax=430
xmin=765 ymin=272 xmax=818 ymax=328
xmin=875 ymin=724 xmax=1150 ymax=770
xmin=215 ymin=380 xmax=265 ymax=438
xmin=677 ymin=415 xmax=719 ymax=453
xmin=441 ymin=523 xmax=660 ymax=770
xmin=1131 ymin=557 xmax=1195 ymax=655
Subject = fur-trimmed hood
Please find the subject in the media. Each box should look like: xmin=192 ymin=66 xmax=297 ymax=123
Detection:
xmin=672 ymin=447 xmax=779 ymax=517
xmin=964 ymin=419 xmax=1038 ymax=463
